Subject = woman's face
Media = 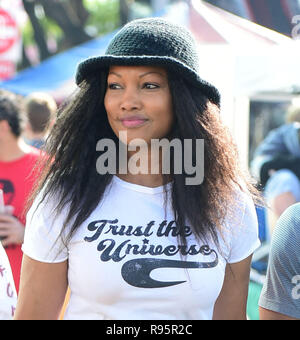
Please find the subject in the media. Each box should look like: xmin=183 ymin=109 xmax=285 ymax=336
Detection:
xmin=104 ymin=65 xmax=174 ymax=146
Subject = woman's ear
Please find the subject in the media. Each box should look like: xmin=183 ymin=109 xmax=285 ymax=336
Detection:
xmin=48 ymin=118 xmax=56 ymax=130
xmin=0 ymin=120 xmax=11 ymax=134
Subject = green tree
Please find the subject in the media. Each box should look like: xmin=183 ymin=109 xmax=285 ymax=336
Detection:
xmin=21 ymin=0 xmax=120 ymax=69
xmin=20 ymin=0 xmax=173 ymax=70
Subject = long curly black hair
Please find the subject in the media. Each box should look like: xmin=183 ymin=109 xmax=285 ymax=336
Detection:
xmin=26 ymin=68 xmax=261 ymax=250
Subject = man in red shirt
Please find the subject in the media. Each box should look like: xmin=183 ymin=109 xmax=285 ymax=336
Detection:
xmin=0 ymin=91 xmax=42 ymax=292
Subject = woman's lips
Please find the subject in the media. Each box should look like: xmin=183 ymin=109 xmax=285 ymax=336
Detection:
xmin=120 ymin=117 xmax=149 ymax=128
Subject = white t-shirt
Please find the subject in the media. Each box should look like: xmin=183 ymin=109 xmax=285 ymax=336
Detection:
xmin=22 ymin=176 xmax=260 ymax=320
xmin=0 ymin=243 xmax=17 ymax=320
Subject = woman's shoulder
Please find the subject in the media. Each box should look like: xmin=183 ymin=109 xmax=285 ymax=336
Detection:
xmin=27 ymin=185 xmax=72 ymax=235
xmin=229 ymin=182 xmax=257 ymax=220
xmin=221 ymin=185 xmax=258 ymax=241
xmin=216 ymin=186 xmax=260 ymax=263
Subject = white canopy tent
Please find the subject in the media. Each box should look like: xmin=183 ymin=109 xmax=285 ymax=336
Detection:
xmin=186 ymin=0 xmax=300 ymax=166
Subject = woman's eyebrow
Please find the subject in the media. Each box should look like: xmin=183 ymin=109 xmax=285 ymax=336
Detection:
xmin=108 ymin=71 xmax=166 ymax=78
xmin=108 ymin=71 xmax=122 ymax=77
xmin=139 ymin=71 xmax=165 ymax=78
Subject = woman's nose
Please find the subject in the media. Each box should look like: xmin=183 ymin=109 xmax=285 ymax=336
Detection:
xmin=120 ymin=88 xmax=142 ymax=111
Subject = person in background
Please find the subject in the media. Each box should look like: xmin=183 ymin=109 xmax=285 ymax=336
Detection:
xmin=23 ymin=92 xmax=57 ymax=150
xmin=286 ymin=104 xmax=300 ymax=124
xmin=259 ymin=203 xmax=300 ymax=320
xmin=251 ymin=104 xmax=300 ymax=236
xmin=0 ymin=241 xmax=17 ymax=320
xmin=0 ymin=90 xmax=42 ymax=292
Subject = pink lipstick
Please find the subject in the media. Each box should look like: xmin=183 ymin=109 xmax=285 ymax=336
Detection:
xmin=120 ymin=116 xmax=149 ymax=128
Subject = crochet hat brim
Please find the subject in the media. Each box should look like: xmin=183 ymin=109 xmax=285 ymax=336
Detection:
xmin=75 ymin=55 xmax=221 ymax=106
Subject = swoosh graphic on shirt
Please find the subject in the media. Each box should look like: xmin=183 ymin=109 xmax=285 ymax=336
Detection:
xmin=121 ymin=257 xmax=218 ymax=288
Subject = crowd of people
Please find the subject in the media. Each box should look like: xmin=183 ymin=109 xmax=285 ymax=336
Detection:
xmin=0 ymin=17 xmax=299 ymax=320
xmin=0 ymin=90 xmax=56 ymax=318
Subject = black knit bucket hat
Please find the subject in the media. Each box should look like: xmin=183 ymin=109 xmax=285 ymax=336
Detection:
xmin=76 ymin=17 xmax=221 ymax=106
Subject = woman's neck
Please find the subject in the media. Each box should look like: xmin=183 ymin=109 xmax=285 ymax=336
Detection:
xmin=0 ymin=137 xmax=31 ymax=162
xmin=117 ymin=147 xmax=171 ymax=188
xmin=116 ymin=173 xmax=167 ymax=188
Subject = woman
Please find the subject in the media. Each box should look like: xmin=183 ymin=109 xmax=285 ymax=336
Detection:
xmin=15 ymin=18 xmax=261 ymax=320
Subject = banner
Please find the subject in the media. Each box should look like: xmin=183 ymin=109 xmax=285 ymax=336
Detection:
xmin=0 ymin=0 xmax=24 ymax=80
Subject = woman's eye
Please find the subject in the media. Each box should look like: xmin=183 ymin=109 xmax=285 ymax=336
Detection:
xmin=108 ymin=83 xmax=122 ymax=90
xmin=107 ymin=83 xmax=159 ymax=90
xmin=143 ymin=83 xmax=159 ymax=89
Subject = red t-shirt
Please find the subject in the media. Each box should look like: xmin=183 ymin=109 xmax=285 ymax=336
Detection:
xmin=0 ymin=147 xmax=42 ymax=291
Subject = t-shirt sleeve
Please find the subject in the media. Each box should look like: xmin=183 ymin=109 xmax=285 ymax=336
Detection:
xmin=259 ymin=204 xmax=300 ymax=319
xmin=226 ymin=191 xmax=261 ymax=264
xmin=22 ymin=191 xmax=69 ymax=263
